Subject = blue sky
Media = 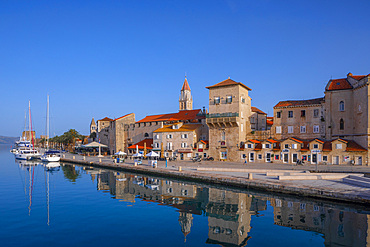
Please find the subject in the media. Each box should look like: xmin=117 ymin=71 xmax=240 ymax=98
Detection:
xmin=1 ymin=0 xmax=369 ymax=137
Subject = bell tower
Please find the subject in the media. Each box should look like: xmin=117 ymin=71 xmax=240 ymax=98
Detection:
xmin=179 ymin=77 xmax=193 ymax=111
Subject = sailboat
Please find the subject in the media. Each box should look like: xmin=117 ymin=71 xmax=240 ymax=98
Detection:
xmin=15 ymin=101 xmax=41 ymax=160
xmin=41 ymin=95 xmax=61 ymax=162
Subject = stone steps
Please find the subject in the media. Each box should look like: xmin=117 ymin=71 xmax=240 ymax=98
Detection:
xmin=342 ymin=175 xmax=370 ymax=188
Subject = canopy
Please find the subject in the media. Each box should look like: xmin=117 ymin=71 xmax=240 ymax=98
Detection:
xmin=115 ymin=151 xmax=127 ymax=155
xmin=82 ymin=142 xmax=108 ymax=148
xmin=132 ymin=152 xmax=143 ymax=157
xmin=146 ymin=151 xmax=159 ymax=157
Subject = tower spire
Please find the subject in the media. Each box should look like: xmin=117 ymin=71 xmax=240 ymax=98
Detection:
xmin=179 ymin=76 xmax=193 ymax=111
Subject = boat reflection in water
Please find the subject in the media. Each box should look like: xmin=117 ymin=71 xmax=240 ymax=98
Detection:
xmin=80 ymin=165 xmax=370 ymax=247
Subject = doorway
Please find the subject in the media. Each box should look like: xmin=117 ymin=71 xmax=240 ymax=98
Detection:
xmin=312 ymin=154 xmax=317 ymax=164
xmin=333 ymin=156 xmax=339 ymax=165
xmin=283 ymin=153 xmax=289 ymax=163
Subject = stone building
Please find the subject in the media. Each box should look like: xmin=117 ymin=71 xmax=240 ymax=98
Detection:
xmin=108 ymin=113 xmax=135 ymax=154
xmin=153 ymin=122 xmax=203 ymax=160
xmin=272 ymin=97 xmax=325 ymax=140
xmin=324 ymin=73 xmax=370 ymax=161
xmin=250 ymin=107 xmax=267 ymax=131
xmin=206 ymin=78 xmax=253 ymax=161
xmin=90 ymin=117 xmax=97 ymax=135
xmin=97 ymin=117 xmax=113 ymax=145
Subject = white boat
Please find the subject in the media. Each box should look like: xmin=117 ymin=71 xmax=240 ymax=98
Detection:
xmin=41 ymin=95 xmax=61 ymax=162
xmin=14 ymin=101 xmax=40 ymax=160
xmin=41 ymin=150 xmax=60 ymax=162
xmin=15 ymin=148 xmax=41 ymax=160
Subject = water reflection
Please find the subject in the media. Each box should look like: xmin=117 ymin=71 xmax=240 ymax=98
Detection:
xmin=79 ymin=165 xmax=370 ymax=247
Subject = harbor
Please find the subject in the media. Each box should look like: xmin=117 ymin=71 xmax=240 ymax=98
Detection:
xmin=60 ymin=152 xmax=370 ymax=205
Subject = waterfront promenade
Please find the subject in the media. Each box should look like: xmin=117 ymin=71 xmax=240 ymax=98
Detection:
xmin=61 ymin=153 xmax=370 ymax=205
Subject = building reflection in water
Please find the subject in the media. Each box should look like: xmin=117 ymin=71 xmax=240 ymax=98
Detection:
xmin=81 ymin=166 xmax=370 ymax=247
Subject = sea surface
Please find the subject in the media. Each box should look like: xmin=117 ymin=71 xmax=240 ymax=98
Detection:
xmin=1 ymin=144 xmax=369 ymax=247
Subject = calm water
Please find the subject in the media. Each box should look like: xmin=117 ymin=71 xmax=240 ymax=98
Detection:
xmin=1 ymin=144 xmax=369 ymax=247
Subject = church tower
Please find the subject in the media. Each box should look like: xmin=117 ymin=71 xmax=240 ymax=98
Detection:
xmin=179 ymin=77 xmax=193 ymax=111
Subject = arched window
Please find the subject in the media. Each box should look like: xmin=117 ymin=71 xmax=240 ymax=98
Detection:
xmin=339 ymin=101 xmax=345 ymax=111
xmin=144 ymin=133 xmax=149 ymax=138
xmin=340 ymin=119 xmax=344 ymax=130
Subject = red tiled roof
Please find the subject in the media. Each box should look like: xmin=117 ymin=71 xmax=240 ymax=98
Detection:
xmin=127 ymin=139 xmax=153 ymax=150
xmin=346 ymin=140 xmax=367 ymax=152
xmin=274 ymin=97 xmax=324 ymax=108
xmin=136 ymin=109 xmax=204 ymax=123
xmin=327 ymin=78 xmax=353 ymax=91
xmin=254 ymin=143 xmax=262 ymax=151
xmin=350 ymin=75 xmax=367 ymax=80
xmin=114 ymin=113 xmax=134 ymax=121
xmin=290 ymin=137 xmax=304 ymax=143
xmin=206 ymin=79 xmax=252 ymax=91
xmin=248 ymin=139 xmax=261 ymax=144
xmin=98 ymin=117 xmax=113 ymax=122
xmin=181 ymin=78 xmax=191 ymax=91
xmin=322 ymin=141 xmax=332 ymax=151
xmin=266 ymin=119 xmax=273 ymax=126
xmin=251 ymin=107 xmax=267 ymax=115
xmin=267 ymin=139 xmax=278 ymax=143
xmin=200 ymin=140 xmax=209 ymax=145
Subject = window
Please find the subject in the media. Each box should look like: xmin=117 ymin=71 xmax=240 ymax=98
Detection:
xmin=288 ymin=111 xmax=293 ymax=118
xmin=221 ymin=131 xmax=226 ymax=141
xmin=313 ymin=125 xmax=319 ymax=133
xmin=314 ymin=109 xmax=319 ymax=118
xmin=313 ymin=144 xmax=318 ymax=149
xmin=241 ymin=97 xmax=245 ymax=103
xmin=199 ymin=144 xmax=203 ymax=149
xmin=144 ymin=133 xmax=149 ymax=138
xmin=276 ymin=126 xmax=282 ymax=134
xmin=226 ymin=95 xmax=232 ymax=103
xmin=339 ymin=101 xmax=345 ymax=111
xmin=323 ymin=156 xmax=328 ymax=162
xmin=288 ymin=126 xmax=293 ymax=133
xmin=173 ymin=124 xmax=179 ymax=129
xmin=155 ymin=134 xmax=159 ymax=140
xmin=258 ymin=154 xmax=262 ymax=160
xmin=241 ymin=111 xmax=243 ymax=118
xmin=336 ymin=144 xmax=342 ymax=149
xmin=247 ymin=144 xmax=253 ymax=149
xmin=214 ymin=97 xmax=220 ymax=105
xmin=300 ymin=126 xmax=306 ymax=133
xmin=264 ymin=144 xmax=271 ymax=149
xmin=240 ymin=123 xmax=243 ymax=132
xmin=276 ymin=111 xmax=281 ymax=118
xmin=292 ymin=144 xmax=297 ymax=149
xmin=181 ymin=143 xmax=188 ymax=148
xmin=301 ymin=110 xmax=306 ymax=117
xmin=167 ymin=142 xmax=173 ymax=150
xmin=340 ymin=119 xmax=344 ymax=130
xmin=284 ymin=144 xmax=289 ymax=149
xmin=181 ymin=189 xmax=188 ymax=196
xmin=154 ymin=142 xmax=159 ymax=148
xmin=166 ymin=134 xmax=173 ymax=139
xmin=181 ymin=134 xmax=188 ymax=139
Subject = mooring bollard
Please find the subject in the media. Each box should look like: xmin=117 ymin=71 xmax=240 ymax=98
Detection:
xmin=178 ymin=166 xmax=182 ymax=172
xmin=63 ymin=154 xmax=65 ymax=158
xmin=73 ymin=156 xmax=75 ymax=160
xmin=83 ymin=156 xmax=86 ymax=161
xmin=99 ymin=158 xmax=102 ymax=163
xmin=249 ymin=173 xmax=253 ymax=180
xmin=134 ymin=162 xmax=137 ymax=166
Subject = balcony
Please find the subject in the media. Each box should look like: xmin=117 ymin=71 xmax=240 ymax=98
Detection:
xmin=206 ymin=113 xmax=239 ymax=128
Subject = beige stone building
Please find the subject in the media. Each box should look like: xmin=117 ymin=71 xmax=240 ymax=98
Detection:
xmin=324 ymin=73 xmax=370 ymax=161
xmin=153 ymin=122 xmax=203 ymax=160
xmin=96 ymin=117 xmax=112 ymax=145
xmin=272 ymin=97 xmax=325 ymax=140
xmin=250 ymin=107 xmax=267 ymax=131
xmin=206 ymin=78 xmax=253 ymax=162
xmin=108 ymin=113 xmax=135 ymax=154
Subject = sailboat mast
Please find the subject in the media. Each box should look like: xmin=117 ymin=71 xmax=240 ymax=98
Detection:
xmin=46 ymin=95 xmax=49 ymax=150
xmin=29 ymin=101 xmax=35 ymax=150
